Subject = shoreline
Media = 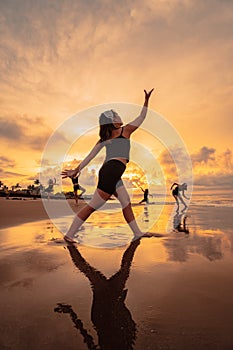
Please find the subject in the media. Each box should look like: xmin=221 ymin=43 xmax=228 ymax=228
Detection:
xmin=0 ymin=197 xmax=172 ymax=230
xmin=0 ymin=197 xmax=86 ymax=230
xmin=1 ymin=196 xmax=233 ymax=232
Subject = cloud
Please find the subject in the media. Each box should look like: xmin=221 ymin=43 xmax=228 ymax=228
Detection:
xmin=194 ymin=173 xmax=233 ymax=190
xmin=0 ymin=119 xmax=24 ymax=140
xmin=0 ymin=0 xmax=232 ymax=133
xmin=1 ymin=0 xmax=232 ymax=88
xmin=0 ymin=156 xmax=16 ymax=168
xmin=0 ymin=114 xmax=69 ymax=151
xmin=191 ymin=146 xmax=216 ymax=164
xmin=191 ymin=147 xmax=233 ymax=189
xmin=158 ymin=146 xmax=193 ymax=182
xmin=219 ymin=149 xmax=232 ymax=168
xmin=0 ymin=169 xmax=27 ymax=177
xmin=0 ymin=0 xmax=233 ymax=186
xmin=159 ymin=145 xmax=233 ymax=190
xmin=192 ymin=147 xmax=233 ymax=172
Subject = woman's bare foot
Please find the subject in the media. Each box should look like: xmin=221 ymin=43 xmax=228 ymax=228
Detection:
xmin=133 ymin=232 xmax=153 ymax=240
xmin=64 ymin=235 xmax=77 ymax=244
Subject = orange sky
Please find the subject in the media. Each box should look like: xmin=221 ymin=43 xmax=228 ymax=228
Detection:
xmin=0 ymin=0 xmax=232 ymax=192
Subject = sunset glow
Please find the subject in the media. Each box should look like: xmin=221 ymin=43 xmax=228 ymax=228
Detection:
xmin=0 ymin=0 xmax=232 ymax=194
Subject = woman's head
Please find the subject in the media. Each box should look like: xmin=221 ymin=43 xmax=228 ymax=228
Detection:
xmin=182 ymin=182 xmax=187 ymax=190
xmin=99 ymin=110 xmax=123 ymax=141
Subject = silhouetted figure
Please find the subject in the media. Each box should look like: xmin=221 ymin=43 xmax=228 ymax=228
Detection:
xmin=44 ymin=178 xmax=56 ymax=200
xmin=171 ymin=182 xmax=189 ymax=211
xmin=139 ymin=187 xmax=153 ymax=204
xmin=70 ymin=173 xmax=86 ymax=205
xmin=61 ymin=89 xmax=154 ymax=243
xmin=54 ymin=240 xmax=141 ymax=350
xmin=173 ymin=212 xmax=189 ymax=234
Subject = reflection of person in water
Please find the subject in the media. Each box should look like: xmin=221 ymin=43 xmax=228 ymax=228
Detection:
xmin=139 ymin=187 xmax=153 ymax=204
xmin=70 ymin=173 xmax=86 ymax=205
xmin=173 ymin=212 xmax=189 ymax=234
xmin=171 ymin=182 xmax=189 ymax=211
xmin=54 ymin=239 xmax=141 ymax=350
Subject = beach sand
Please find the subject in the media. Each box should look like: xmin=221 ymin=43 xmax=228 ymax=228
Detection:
xmin=0 ymin=197 xmax=86 ymax=229
xmin=0 ymin=198 xmax=233 ymax=349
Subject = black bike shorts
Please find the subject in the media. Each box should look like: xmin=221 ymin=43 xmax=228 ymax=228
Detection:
xmin=97 ymin=159 xmax=126 ymax=195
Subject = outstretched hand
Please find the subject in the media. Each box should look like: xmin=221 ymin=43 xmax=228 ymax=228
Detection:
xmin=144 ymin=88 xmax=154 ymax=100
xmin=61 ymin=169 xmax=80 ymax=179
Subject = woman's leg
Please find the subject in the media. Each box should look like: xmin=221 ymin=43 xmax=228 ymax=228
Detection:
xmin=65 ymin=188 xmax=112 ymax=241
xmin=79 ymin=185 xmax=86 ymax=197
xmin=177 ymin=194 xmax=187 ymax=210
xmin=173 ymin=195 xmax=179 ymax=211
xmin=114 ymin=185 xmax=151 ymax=238
xmin=74 ymin=189 xmax=78 ymax=205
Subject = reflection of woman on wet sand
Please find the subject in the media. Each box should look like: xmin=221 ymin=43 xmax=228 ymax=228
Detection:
xmin=62 ymin=89 xmax=154 ymax=243
xmin=173 ymin=212 xmax=189 ymax=234
xmin=55 ymin=240 xmax=141 ymax=350
xmin=171 ymin=182 xmax=189 ymax=211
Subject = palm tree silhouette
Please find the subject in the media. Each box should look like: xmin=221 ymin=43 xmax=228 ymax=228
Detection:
xmin=55 ymin=240 xmax=141 ymax=350
xmin=11 ymin=183 xmax=21 ymax=191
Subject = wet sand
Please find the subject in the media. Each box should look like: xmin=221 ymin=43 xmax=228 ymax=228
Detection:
xmin=0 ymin=197 xmax=85 ymax=229
xmin=0 ymin=201 xmax=233 ymax=349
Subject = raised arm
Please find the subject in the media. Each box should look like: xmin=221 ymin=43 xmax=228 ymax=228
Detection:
xmin=170 ymin=183 xmax=179 ymax=190
xmin=61 ymin=141 xmax=104 ymax=178
xmin=181 ymin=190 xmax=190 ymax=200
xmin=124 ymin=88 xmax=154 ymax=137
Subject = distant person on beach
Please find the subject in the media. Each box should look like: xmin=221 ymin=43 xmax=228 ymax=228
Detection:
xmin=139 ymin=187 xmax=153 ymax=204
xmin=45 ymin=178 xmax=56 ymax=200
xmin=5 ymin=187 xmax=10 ymax=199
xmin=54 ymin=239 xmax=140 ymax=350
xmin=62 ymin=88 xmax=154 ymax=243
xmin=70 ymin=173 xmax=86 ymax=205
xmin=171 ymin=182 xmax=189 ymax=211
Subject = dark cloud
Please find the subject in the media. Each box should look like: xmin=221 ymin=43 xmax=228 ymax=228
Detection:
xmin=0 ymin=156 xmax=16 ymax=167
xmin=29 ymin=134 xmax=52 ymax=151
xmin=0 ymin=119 xmax=23 ymax=140
xmin=191 ymin=147 xmax=233 ymax=171
xmin=194 ymin=173 xmax=233 ymax=189
xmin=0 ymin=169 xmax=27 ymax=177
xmin=159 ymin=150 xmax=174 ymax=166
xmin=191 ymin=146 xmax=216 ymax=164
xmin=158 ymin=146 xmax=193 ymax=181
xmin=190 ymin=147 xmax=233 ymax=189
xmin=159 ymin=145 xmax=233 ymax=190
xmin=221 ymin=149 xmax=233 ymax=170
xmin=0 ymin=115 xmax=69 ymax=152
